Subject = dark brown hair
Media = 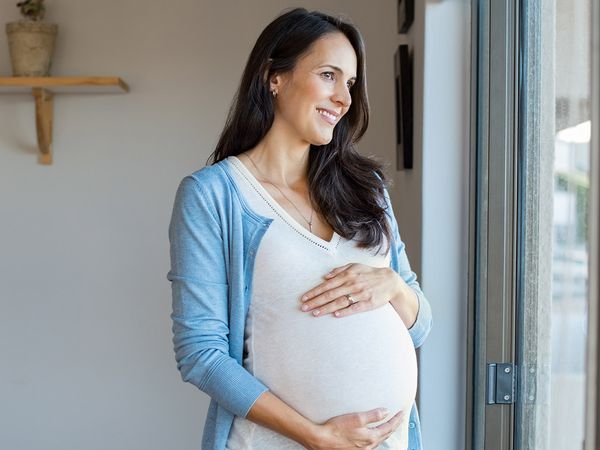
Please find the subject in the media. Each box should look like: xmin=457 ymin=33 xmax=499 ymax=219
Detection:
xmin=207 ymin=7 xmax=392 ymax=253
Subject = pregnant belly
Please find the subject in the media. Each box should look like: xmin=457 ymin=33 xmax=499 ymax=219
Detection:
xmin=247 ymin=303 xmax=418 ymax=425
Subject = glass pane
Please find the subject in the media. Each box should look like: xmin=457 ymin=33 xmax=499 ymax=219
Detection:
xmin=516 ymin=0 xmax=592 ymax=449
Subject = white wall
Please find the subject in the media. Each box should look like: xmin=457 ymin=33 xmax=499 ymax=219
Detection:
xmin=0 ymin=1 xmax=469 ymax=449
xmin=418 ymin=1 xmax=470 ymax=450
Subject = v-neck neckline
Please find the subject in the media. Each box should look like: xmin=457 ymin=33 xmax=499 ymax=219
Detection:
xmin=228 ymin=155 xmax=342 ymax=251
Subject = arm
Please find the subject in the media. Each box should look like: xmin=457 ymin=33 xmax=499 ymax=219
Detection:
xmin=247 ymin=391 xmax=404 ymax=450
xmin=167 ymin=176 xmax=268 ymax=417
xmin=388 ymin=279 xmax=420 ymax=330
xmin=382 ymin=186 xmax=433 ymax=349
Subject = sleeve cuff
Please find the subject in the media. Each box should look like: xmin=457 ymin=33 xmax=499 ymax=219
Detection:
xmin=407 ymin=290 xmax=432 ymax=349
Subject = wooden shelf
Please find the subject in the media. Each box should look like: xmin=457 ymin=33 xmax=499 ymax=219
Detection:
xmin=0 ymin=76 xmax=129 ymax=164
xmin=0 ymin=76 xmax=129 ymax=93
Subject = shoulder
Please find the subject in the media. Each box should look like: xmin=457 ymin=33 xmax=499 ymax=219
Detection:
xmin=175 ymin=159 xmax=236 ymax=203
xmin=188 ymin=159 xmax=232 ymax=193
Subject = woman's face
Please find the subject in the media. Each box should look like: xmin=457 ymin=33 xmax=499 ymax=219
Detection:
xmin=270 ymin=32 xmax=358 ymax=146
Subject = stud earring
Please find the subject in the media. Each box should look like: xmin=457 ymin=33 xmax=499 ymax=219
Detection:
xmin=271 ymin=90 xmax=278 ymax=98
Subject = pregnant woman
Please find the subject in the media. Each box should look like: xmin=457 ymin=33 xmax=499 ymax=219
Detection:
xmin=167 ymin=8 xmax=432 ymax=450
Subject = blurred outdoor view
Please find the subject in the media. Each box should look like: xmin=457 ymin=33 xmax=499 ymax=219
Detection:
xmin=549 ymin=0 xmax=590 ymax=447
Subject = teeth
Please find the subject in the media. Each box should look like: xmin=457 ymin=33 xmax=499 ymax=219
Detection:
xmin=317 ymin=109 xmax=337 ymax=121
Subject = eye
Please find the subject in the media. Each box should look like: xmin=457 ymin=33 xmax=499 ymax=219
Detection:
xmin=322 ymin=71 xmax=335 ymax=81
xmin=322 ymin=71 xmax=355 ymax=90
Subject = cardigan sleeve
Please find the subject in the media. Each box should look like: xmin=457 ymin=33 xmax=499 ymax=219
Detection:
xmin=167 ymin=176 xmax=269 ymax=418
xmin=383 ymin=186 xmax=433 ymax=349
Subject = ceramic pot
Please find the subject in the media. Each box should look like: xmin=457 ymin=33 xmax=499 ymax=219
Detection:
xmin=6 ymin=20 xmax=58 ymax=76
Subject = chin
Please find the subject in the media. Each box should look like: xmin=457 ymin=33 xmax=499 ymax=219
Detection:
xmin=311 ymin=133 xmax=334 ymax=146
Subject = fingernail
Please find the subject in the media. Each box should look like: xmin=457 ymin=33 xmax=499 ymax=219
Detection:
xmin=334 ymin=311 xmax=340 ymax=317
xmin=302 ymin=305 xmax=308 ymax=311
xmin=313 ymin=310 xmax=320 ymax=316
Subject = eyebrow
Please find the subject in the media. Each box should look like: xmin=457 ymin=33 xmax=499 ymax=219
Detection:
xmin=318 ymin=64 xmax=357 ymax=81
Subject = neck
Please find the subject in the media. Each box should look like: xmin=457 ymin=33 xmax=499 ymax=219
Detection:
xmin=245 ymin=119 xmax=311 ymax=188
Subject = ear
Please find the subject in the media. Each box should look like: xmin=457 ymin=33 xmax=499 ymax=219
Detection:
xmin=269 ymin=73 xmax=286 ymax=93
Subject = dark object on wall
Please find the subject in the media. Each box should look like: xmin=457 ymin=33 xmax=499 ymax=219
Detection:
xmin=395 ymin=44 xmax=413 ymax=170
xmin=397 ymin=0 xmax=414 ymax=34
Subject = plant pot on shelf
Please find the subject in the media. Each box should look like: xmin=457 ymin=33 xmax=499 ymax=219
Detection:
xmin=6 ymin=20 xmax=58 ymax=76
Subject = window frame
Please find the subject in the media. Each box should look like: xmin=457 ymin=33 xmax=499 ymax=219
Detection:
xmin=467 ymin=1 xmax=519 ymax=448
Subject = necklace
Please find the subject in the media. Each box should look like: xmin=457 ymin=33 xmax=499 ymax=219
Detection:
xmin=244 ymin=153 xmax=315 ymax=232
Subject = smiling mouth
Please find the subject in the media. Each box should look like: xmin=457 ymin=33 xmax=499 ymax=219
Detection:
xmin=316 ymin=108 xmax=338 ymax=125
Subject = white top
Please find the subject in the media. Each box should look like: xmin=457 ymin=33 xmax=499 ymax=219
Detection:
xmin=225 ymin=156 xmax=417 ymax=450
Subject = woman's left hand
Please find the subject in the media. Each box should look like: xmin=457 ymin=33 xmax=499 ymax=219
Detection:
xmin=299 ymin=263 xmax=410 ymax=319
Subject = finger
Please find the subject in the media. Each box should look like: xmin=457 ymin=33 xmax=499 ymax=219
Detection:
xmin=373 ymin=410 xmax=405 ymax=434
xmin=302 ymin=284 xmax=357 ymax=313
xmin=312 ymin=293 xmax=363 ymax=316
xmin=300 ymin=277 xmax=346 ymax=305
xmin=324 ymin=263 xmax=353 ymax=278
xmin=334 ymin=299 xmax=368 ymax=318
xmin=356 ymin=408 xmax=390 ymax=427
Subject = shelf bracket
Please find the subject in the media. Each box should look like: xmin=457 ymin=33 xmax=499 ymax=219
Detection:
xmin=32 ymin=87 xmax=54 ymax=165
xmin=1 ymin=77 xmax=128 ymax=165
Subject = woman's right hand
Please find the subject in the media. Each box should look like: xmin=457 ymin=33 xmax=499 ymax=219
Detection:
xmin=304 ymin=408 xmax=405 ymax=450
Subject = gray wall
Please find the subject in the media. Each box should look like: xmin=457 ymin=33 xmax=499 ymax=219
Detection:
xmin=0 ymin=1 xmax=469 ymax=449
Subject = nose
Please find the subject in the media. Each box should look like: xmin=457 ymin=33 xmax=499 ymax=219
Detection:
xmin=332 ymin=82 xmax=352 ymax=108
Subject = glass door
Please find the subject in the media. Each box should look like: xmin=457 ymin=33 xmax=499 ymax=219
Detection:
xmin=467 ymin=0 xmax=598 ymax=448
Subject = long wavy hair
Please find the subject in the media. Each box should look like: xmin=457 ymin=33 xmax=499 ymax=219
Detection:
xmin=207 ymin=7 xmax=393 ymax=253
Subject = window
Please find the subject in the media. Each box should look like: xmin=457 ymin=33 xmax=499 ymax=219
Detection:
xmin=467 ymin=0 xmax=599 ymax=448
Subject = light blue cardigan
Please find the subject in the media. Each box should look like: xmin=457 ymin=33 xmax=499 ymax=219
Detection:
xmin=167 ymin=158 xmax=432 ymax=449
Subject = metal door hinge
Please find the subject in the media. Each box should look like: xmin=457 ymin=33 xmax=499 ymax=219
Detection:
xmin=486 ymin=363 xmax=517 ymax=404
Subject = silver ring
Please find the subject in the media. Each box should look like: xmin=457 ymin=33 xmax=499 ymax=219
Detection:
xmin=345 ymin=293 xmax=357 ymax=306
